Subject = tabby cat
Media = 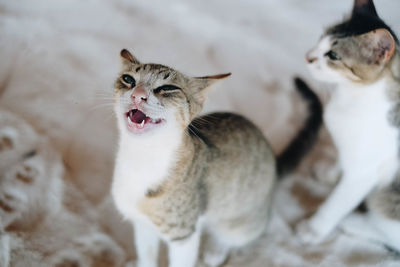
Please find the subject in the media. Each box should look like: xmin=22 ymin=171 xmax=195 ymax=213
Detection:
xmin=112 ymin=49 xmax=322 ymax=267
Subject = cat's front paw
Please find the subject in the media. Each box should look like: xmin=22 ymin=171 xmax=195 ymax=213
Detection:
xmin=295 ymin=220 xmax=327 ymax=245
xmin=202 ymin=251 xmax=228 ymax=267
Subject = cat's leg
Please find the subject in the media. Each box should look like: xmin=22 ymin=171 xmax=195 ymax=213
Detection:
xmin=340 ymin=213 xmax=387 ymax=244
xmin=201 ymin=231 xmax=229 ymax=267
xmin=200 ymin=213 xmax=267 ymax=267
xmin=369 ymin=213 xmax=400 ymax=252
xmin=134 ymin=220 xmax=160 ymax=267
xmin=168 ymin=228 xmax=201 ymax=267
xmin=296 ymin=169 xmax=379 ymax=244
xmin=341 ymin=212 xmax=400 ymax=252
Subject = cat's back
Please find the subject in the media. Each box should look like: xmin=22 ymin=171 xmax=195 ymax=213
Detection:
xmin=190 ymin=112 xmax=273 ymax=156
xmin=191 ymin=112 xmax=275 ymax=185
xmin=192 ymin=112 xmax=276 ymax=230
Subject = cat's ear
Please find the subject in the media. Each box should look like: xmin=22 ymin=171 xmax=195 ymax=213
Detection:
xmin=191 ymin=73 xmax=231 ymax=104
xmin=194 ymin=73 xmax=232 ymax=84
xmin=358 ymin=28 xmax=395 ymax=64
xmin=120 ymin=49 xmax=140 ymax=65
xmin=352 ymin=0 xmax=378 ymax=17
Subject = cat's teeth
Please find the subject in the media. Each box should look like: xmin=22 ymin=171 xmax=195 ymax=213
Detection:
xmin=140 ymin=120 xmax=145 ymax=128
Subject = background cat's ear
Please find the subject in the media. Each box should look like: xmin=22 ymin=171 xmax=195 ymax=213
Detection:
xmin=191 ymin=73 xmax=231 ymax=104
xmin=352 ymin=0 xmax=378 ymax=17
xmin=358 ymin=28 xmax=395 ymax=64
xmin=120 ymin=49 xmax=140 ymax=65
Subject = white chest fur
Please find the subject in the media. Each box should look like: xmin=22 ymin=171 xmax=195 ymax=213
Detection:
xmin=325 ymin=79 xmax=398 ymax=186
xmin=111 ymin=126 xmax=181 ymax=223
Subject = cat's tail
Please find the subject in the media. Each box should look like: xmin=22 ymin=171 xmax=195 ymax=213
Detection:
xmin=276 ymin=77 xmax=323 ymax=177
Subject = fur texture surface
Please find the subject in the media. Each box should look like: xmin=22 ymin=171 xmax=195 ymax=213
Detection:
xmin=0 ymin=110 xmax=126 ymax=267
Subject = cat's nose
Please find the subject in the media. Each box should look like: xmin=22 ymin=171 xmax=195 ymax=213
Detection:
xmin=305 ymin=52 xmax=317 ymax=64
xmin=131 ymin=85 xmax=148 ymax=105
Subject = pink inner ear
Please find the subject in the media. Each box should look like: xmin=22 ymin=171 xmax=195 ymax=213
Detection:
xmin=373 ymin=29 xmax=395 ymax=62
xmin=120 ymin=49 xmax=139 ymax=64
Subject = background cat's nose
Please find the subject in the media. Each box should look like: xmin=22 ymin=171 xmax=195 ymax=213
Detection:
xmin=305 ymin=52 xmax=317 ymax=64
xmin=131 ymin=85 xmax=148 ymax=105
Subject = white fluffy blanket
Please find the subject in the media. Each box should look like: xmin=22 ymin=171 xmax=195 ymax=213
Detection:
xmin=1 ymin=0 xmax=400 ymax=266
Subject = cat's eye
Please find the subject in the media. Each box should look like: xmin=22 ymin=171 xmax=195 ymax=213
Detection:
xmin=122 ymin=74 xmax=136 ymax=86
xmin=325 ymin=50 xmax=341 ymax=61
xmin=153 ymin=85 xmax=181 ymax=94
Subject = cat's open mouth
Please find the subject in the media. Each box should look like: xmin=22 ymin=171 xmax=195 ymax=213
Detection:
xmin=125 ymin=109 xmax=164 ymax=132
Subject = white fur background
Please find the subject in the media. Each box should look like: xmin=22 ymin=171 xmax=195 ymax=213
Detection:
xmin=1 ymin=0 xmax=400 ymax=266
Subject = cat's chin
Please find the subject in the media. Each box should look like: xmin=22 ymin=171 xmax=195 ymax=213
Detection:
xmin=125 ymin=109 xmax=165 ymax=135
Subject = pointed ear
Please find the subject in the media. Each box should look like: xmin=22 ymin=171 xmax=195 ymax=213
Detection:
xmin=120 ymin=49 xmax=140 ymax=65
xmin=359 ymin=28 xmax=396 ymax=64
xmin=194 ymin=73 xmax=231 ymax=87
xmin=191 ymin=73 xmax=231 ymax=104
xmin=352 ymin=0 xmax=378 ymax=17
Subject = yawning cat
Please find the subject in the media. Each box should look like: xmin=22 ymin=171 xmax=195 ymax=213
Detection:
xmin=112 ymin=49 xmax=322 ymax=267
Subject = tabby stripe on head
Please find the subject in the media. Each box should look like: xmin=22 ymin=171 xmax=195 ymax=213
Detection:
xmin=154 ymin=85 xmax=181 ymax=94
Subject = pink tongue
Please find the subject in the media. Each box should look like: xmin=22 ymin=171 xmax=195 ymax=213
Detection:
xmin=130 ymin=109 xmax=147 ymax=123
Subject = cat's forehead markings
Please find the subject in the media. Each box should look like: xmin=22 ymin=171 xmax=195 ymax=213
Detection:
xmin=153 ymin=68 xmax=171 ymax=80
xmin=142 ymin=71 xmax=152 ymax=81
xmin=135 ymin=66 xmax=141 ymax=72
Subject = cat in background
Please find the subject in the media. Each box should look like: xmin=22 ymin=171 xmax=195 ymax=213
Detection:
xmin=297 ymin=0 xmax=400 ymax=252
xmin=112 ymin=49 xmax=322 ymax=267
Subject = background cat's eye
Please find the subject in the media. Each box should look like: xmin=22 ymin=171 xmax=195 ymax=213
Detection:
xmin=325 ymin=50 xmax=341 ymax=61
xmin=153 ymin=85 xmax=181 ymax=94
xmin=122 ymin=74 xmax=136 ymax=86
